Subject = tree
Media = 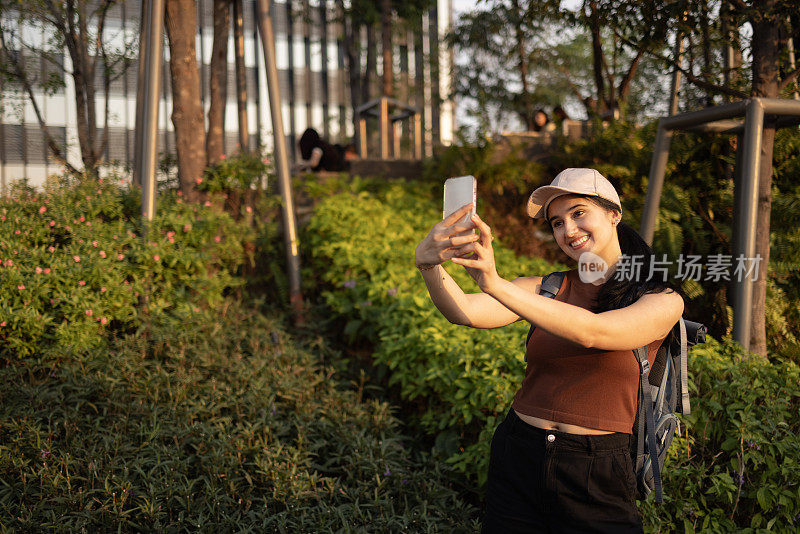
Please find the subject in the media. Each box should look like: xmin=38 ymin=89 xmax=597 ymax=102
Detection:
xmin=206 ymin=0 xmax=229 ymax=165
xmin=603 ymin=0 xmax=800 ymax=358
xmin=0 ymin=0 xmax=135 ymax=175
xmin=165 ymin=0 xmax=205 ymax=200
xmin=335 ymin=0 xmax=432 ymax=143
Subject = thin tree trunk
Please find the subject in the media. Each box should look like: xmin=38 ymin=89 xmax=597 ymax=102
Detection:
xmin=207 ymin=0 xmax=229 ymax=165
xmin=510 ymin=0 xmax=533 ymax=129
xmin=363 ymin=23 xmax=376 ymax=105
xmin=748 ymin=1 xmax=781 ymax=359
xmin=587 ymin=2 xmax=606 ymax=117
xmin=381 ymin=0 xmax=393 ymax=98
xmin=165 ymin=0 xmax=206 ymax=201
xmin=336 ymin=0 xmax=362 ymax=146
xmin=233 ymin=0 xmax=249 ymax=152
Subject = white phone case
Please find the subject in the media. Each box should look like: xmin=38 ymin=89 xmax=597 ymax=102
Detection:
xmin=443 ymin=175 xmax=477 ymax=226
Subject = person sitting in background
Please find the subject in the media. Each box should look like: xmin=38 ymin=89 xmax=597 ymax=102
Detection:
xmin=295 ymin=128 xmax=352 ymax=172
xmin=532 ymin=109 xmax=556 ymax=133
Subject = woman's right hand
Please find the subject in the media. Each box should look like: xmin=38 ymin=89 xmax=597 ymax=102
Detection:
xmin=414 ymin=203 xmax=480 ymax=269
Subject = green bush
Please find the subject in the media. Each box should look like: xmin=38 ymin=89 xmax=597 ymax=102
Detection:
xmin=304 ymin=180 xmax=800 ymax=531
xmin=0 ymin=173 xmax=251 ymax=360
xmin=0 ymin=305 xmax=480 ymax=532
xmin=304 ymin=183 xmax=557 ymax=483
xmin=641 ymin=337 xmax=800 ymax=532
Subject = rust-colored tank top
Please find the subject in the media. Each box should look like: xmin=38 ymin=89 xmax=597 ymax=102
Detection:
xmin=511 ymin=270 xmax=667 ymax=434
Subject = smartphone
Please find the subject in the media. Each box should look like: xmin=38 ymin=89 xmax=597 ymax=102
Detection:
xmin=443 ymin=175 xmax=476 ymax=227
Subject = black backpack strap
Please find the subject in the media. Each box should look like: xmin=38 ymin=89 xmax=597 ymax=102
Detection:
xmin=524 ymin=271 xmax=568 ymax=360
xmin=634 ymin=345 xmax=664 ymax=504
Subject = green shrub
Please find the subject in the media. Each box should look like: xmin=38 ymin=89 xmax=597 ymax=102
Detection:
xmin=305 ymin=183 xmax=557 ymax=484
xmin=0 ymin=305 xmax=480 ymax=532
xmin=0 ymin=173 xmax=252 ymax=360
xmin=641 ymin=337 xmax=800 ymax=532
xmin=304 ymin=180 xmax=800 ymax=531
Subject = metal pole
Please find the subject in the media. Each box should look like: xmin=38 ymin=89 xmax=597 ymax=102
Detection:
xmin=133 ymin=0 xmax=152 ymax=186
xmin=380 ymin=96 xmax=389 ymax=159
xmin=731 ymin=98 xmax=764 ymax=351
xmin=139 ymin=0 xmax=165 ymax=224
xmin=255 ymin=0 xmax=304 ymax=319
xmin=640 ymin=122 xmax=673 ymax=244
xmin=359 ymin=115 xmax=368 ymax=157
xmin=233 ymin=0 xmax=250 ymax=152
xmin=731 ymin=131 xmax=744 ymax=295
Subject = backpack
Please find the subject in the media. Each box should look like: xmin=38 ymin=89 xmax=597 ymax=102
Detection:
xmin=525 ymin=271 xmax=707 ymax=504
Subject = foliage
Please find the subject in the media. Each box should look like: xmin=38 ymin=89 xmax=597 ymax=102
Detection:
xmin=304 ymin=182 xmax=558 ymax=484
xmin=550 ymin=121 xmax=800 ymax=359
xmin=0 ymin=172 xmax=252 ymax=360
xmin=0 ymin=305 xmax=480 ymax=531
xmin=640 ymin=337 xmax=800 ymax=532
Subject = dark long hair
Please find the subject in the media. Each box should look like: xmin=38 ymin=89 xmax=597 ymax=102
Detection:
xmin=549 ymin=194 xmax=682 ymax=313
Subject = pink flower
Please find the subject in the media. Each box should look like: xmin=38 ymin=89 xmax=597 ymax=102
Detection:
xmin=195 ymin=178 xmax=203 ymax=185
xmin=214 ymin=235 xmax=221 ymax=243
xmin=153 ymin=255 xmax=160 ymax=261
xmin=73 ymin=255 xmax=81 ymax=262
xmin=245 ymin=206 xmax=253 ymax=213
xmin=49 ymin=220 xmax=55 ymax=227
xmin=183 ymin=224 xmax=191 ymax=232
xmin=50 ymin=299 xmax=55 ymax=305
xmin=35 ymin=267 xmax=43 ymax=274
xmin=39 ymin=206 xmax=46 ymax=214
xmin=86 ymin=222 xmax=91 ymax=227
xmin=117 ymin=253 xmax=124 ymax=260
xmin=0 ymin=322 xmax=5 ymax=327
xmin=78 ymin=280 xmax=86 ymax=286
xmin=14 ymin=230 xmax=20 ymax=235
xmin=48 ymin=246 xmax=55 ymax=253
xmin=4 ymin=260 xmax=12 ymax=267
xmin=100 ymin=287 xmax=106 ymax=293
xmin=112 ymin=235 xmax=118 ymax=240
xmin=220 ymin=154 xmax=226 ymax=160
xmin=85 ymin=309 xmax=93 ymax=316
xmin=79 ymin=216 xmax=85 ymax=222
xmin=204 ymin=201 xmax=212 ymax=207
xmin=92 ymin=240 xmax=98 ymax=247
xmin=44 ymin=268 xmax=50 ymax=274
xmin=99 ymin=250 xmax=106 ymax=258
xmin=0 ymin=215 xmax=5 ymax=221
xmin=168 ymin=237 xmax=175 ymax=243
xmin=17 ymin=284 xmax=25 ymax=290
xmin=177 ymin=191 xmax=183 ymax=197
xmin=99 ymin=317 xmax=108 ymax=325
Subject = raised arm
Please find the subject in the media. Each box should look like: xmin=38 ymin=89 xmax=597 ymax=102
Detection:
xmin=452 ymin=213 xmax=684 ymax=350
xmin=415 ymin=203 xmax=531 ymax=328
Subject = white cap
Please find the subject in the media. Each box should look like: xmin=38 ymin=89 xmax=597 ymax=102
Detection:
xmin=527 ymin=168 xmax=622 ymax=219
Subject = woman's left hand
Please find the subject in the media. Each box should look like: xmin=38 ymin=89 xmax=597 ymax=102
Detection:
xmin=451 ymin=213 xmax=502 ymax=293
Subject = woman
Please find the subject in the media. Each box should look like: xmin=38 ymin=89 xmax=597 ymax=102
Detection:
xmin=413 ymin=168 xmax=684 ymax=533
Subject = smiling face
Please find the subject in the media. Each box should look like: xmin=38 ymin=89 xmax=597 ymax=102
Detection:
xmin=546 ymin=194 xmax=622 ymax=264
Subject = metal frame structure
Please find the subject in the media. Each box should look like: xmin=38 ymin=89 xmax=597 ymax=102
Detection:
xmin=641 ymin=97 xmax=800 ymax=351
xmin=355 ymin=96 xmax=422 ymax=160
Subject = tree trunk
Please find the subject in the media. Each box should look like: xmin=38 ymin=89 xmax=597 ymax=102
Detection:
xmin=363 ymin=23 xmax=376 ymax=105
xmin=336 ymin=0 xmax=362 ymax=146
xmin=381 ymin=0 xmax=393 ymax=98
xmin=510 ymin=0 xmax=533 ymax=130
xmin=165 ymin=0 xmax=206 ymax=201
xmin=587 ymin=2 xmax=607 ymax=117
xmin=207 ymin=0 xmax=230 ymax=165
xmin=748 ymin=1 xmax=781 ymax=359
xmin=233 ymin=0 xmax=249 ymax=152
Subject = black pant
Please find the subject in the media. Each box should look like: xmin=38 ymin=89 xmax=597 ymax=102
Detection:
xmin=482 ymin=409 xmax=643 ymax=534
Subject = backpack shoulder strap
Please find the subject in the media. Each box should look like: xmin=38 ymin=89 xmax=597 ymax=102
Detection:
xmin=678 ymin=318 xmax=690 ymax=415
xmin=524 ymin=271 xmax=569 ymax=353
xmin=634 ymin=345 xmax=664 ymax=503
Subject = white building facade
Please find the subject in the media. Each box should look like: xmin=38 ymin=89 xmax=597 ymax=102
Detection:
xmin=0 ymin=0 xmax=455 ymax=189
